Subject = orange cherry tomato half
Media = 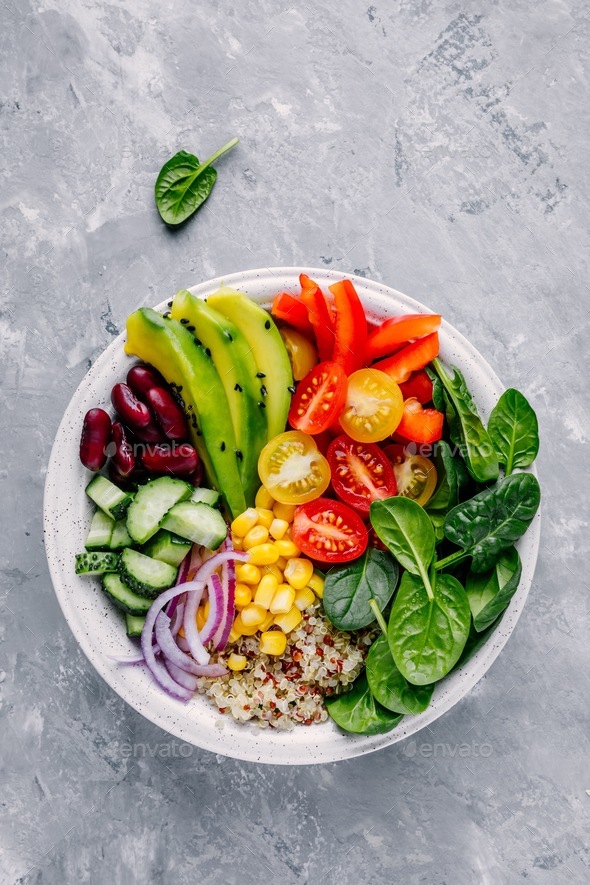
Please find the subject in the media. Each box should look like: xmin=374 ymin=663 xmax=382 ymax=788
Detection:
xmin=327 ymin=435 xmax=397 ymax=516
xmin=288 ymin=361 xmax=347 ymax=435
xmin=396 ymin=398 xmax=444 ymax=444
xmin=258 ymin=430 xmax=330 ymax=504
xmin=293 ymin=498 xmax=368 ymax=563
xmin=338 ymin=368 xmax=404 ymax=443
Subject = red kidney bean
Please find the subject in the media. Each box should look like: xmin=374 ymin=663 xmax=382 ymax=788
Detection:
xmin=80 ymin=408 xmax=112 ymax=471
xmin=109 ymin=462 xmax=148 ymax=489
xmin=145 ymin=387 xmax=189 ymax=440
xmin=133 ymin=420 xmax=166 ymax=444
xmin=111 ymin=383 xmax=152 ymax=431
xmin=141 ymin=443 xmax=199 ymax=477
xmin=111 ymin=421 xmax=135 ymax=477
xmin=126 ymin=364 xmax=166 ymax=400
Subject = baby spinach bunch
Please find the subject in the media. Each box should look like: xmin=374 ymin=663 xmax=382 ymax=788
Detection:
xmin=325 ymin=364 xmax=541 ymax=736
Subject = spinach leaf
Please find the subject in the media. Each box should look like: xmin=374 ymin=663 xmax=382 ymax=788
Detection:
xmin=370 ymin=497 xmax=435 ymax=598
xmin=388 ymin=572 xmax=471 ymax=684
xmin=155 ymin=138 xmax=238 ymax=225
xmin=426 ymin=366 xmax=445 ymax=412
xmin=431 ymin=358 xmax=499 ymax=484
xmin=488 ymin=388 xmax=539 ymax=475
xmin=326 ymin=672 xmax=403 ymax=734
xmin=323 ymin=549 xmax=398 ymax=631
xmin=466 ymin=546 xmax=522 ymax=631
xmin=366 ymin=634 xmax=434 ymax=715
xmin=425 ymin=440 xmax=464 ymax=540
xmin=441 ymin=472 xmax=540 ymax=573
xmin=456 ymin=617 xmax=501 ymax=667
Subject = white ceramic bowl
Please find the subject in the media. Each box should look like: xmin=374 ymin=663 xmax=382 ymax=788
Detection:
xmin=43 ymin=268 xmax=540 ymax=765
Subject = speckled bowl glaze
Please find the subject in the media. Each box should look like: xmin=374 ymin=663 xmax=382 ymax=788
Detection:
xmin=44 ymin=268 xmax=540 ymax=765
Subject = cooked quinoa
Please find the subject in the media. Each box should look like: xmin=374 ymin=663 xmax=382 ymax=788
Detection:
xmin=195 ymin=602 xmax=374 ymax=729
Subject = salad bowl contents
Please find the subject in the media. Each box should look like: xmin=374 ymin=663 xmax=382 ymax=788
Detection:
xmin=44 ymin=269 xmax=541 ymax=763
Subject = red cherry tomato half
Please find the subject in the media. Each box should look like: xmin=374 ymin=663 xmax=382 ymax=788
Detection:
xmin=327 ymin=435 xmax=397 ymax=516
xmin=293 ymin=498 xmax=368 ymax=564
xmin=288 ymin=361 xmax=348 ymax=435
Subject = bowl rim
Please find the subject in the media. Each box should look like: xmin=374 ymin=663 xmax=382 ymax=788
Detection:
xmin=43 ymin=266 xmax=541 ymax=765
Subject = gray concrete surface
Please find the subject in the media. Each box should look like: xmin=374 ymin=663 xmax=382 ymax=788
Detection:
xmin=2 ymin=1 xmax=589 ymax=882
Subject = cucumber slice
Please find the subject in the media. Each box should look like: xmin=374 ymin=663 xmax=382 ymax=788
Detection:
xmin=75 ymin=551 xmax=120 ymax=575
xmin=143 ymin=530 xmax=191 ymax=567
xmin=125 ymin=613 xmax=146 ymax=637
xmin=86 ymin=475 xmax=134 ymax=520
xmin=85 ymin=509 xmax=115 ymax=550
xmin=119 ymin=548 xmax=178 ymax=597
xmin=110 ymin=519 xmax=134 ymax=550
xmin=161 ymin=501 xmax=227 ymax=550
xmin=102 ymin=573 xmax=153 ymax=615
xmin=190 ymin=487 xmax=221 ymax=507
xmin=125 ymin=477 xmax=193 ymax=544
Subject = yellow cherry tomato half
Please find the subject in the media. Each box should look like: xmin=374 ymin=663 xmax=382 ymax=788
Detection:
xmin=279 ymin=327 xmax=318 ymax=381
xmin=258 ymin=430 xmax=330 ymax=504
xmin=386 ymin=445 xmax=438 ymax=506
xmin=338 ymin=368 xmax=404 ymax=443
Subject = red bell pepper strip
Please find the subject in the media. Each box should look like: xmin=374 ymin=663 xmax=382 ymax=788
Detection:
xmin=396 ymin=398 xmax=444 ymax=444
xmin=328 ymin=279 xmax=368 ymax=374
xmin=366 ymin=314 xmax=441 ymax=361
xmin=399 ymin=370 xmax=433 ymax=404
xmin=374 ymin=332 xmax=439 ymax=384
xmin=271 ymin=292 xmax=313 ymax=335
xmin=299 ymin=274 xmax=335 ymax=361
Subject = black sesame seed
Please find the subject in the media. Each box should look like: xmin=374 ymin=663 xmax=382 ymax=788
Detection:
xmin=180 ymin=318 xmax=189 ymax=324
xmin=167 ymin=300 xmax=173 ymax=308
xmin=258 ymin=402 xmax=266 ymax=409
xmin=288 ymin=385 xmax=296 ymax=394
xmin=256 ymin=371 xmax=266 ymax=378
xmin=235 ymin=450 xmax=243 ymax=461
xmin=220 ymin=441 xmax=226 ymax=451
xmin=177 ymin=385 xmax=183 ymax=392
xmin=260 ymin=385 xmax=267 ymax=397
xmin=196 ymin=429 xmax=202 ymax=436
xmin=234 ymin=383 xmax=243 ymax=392
xmin=163 ymin=311 xmax=171 ymax=319
xmin=186 ymin=325 xmax=195 ymax=332
xmin=205 ymin=348 xmax=211 ymax=358
xmin=264 ymin=319 xmax=271 ymax=329
xmin=224 ymin=330 xmax=233 ymax=342
xmin=188 ymin=404 xmax=193 ymax=411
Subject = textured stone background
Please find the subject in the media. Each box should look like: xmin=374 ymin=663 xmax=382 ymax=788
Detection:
xmin=2 ymin=1 xmax=589 ymax=882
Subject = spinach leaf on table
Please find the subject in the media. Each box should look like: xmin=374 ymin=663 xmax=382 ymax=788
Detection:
xmin=488 ymin=388 xmax=539 ymax=475
xmin=441 ymin=472 xmax=540 ymax=573
xmin=466 ymin=546 xmax=522 ymax=632
xmin=323 ymin=549 xmax=398 ymax=631
xmin=431 ymin=358 xmax=499 ymax=484
xmin=388 ymin=572 xmax=471 ymax=685
xmin=325 ymin=673 xmax=403 ymax=735
xmin=366 ymin=634 xmax=434 ymax=715
xmin=370 ymin=497 xmax=435 ymax=597
xmin=155 ymin=138 xmax=238 ymax=226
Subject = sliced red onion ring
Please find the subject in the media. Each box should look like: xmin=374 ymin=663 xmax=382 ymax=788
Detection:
xmin=155 ymin=612 xmax=206 ymax=676
xmin=108 ymin=653 xmax=145 ymax=665
xmin=200 ymin=573 xmax=224 ymax=644
xmin=183 ymin=549 xmax=247 ymax=666
xmin=165 ymin=660 xmax=199 ymax=692
xmin=213 ymin=539 xmax=238 ymax=651
xmin=169 ymin=601 xmax=185 ymax=637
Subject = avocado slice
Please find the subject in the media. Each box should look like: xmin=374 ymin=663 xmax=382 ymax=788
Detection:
xmin=170 ymin=290 xmax=267 ymax=505
xmin=125 ymin=308 xmax=247 ymax=518
xmin=207 ymin=287 xmax=293 ymax=441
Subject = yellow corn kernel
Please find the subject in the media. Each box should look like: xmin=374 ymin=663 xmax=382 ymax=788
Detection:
xmin=248 ymin=543 xmax=280 ymax=566
xmin=269 ymin=517 xmax=289 ymax=540
xmin=276 ymin=556 xmax=288 ymax=571
xmin=273 ymin=501 xmax=296 ymax=523
xmin=255 ymin=507 xmax=274 ymax=530
xmin=231 ymin=534 xmax=244 ymax=551
xmin=308 ymin=572 xmax=325 ymax=598
xmin=231 ymin=508 xmax=259 ymax=537
xmin=260 ymin=563 xmax=283 ymax=583
xmin=227 ymin=653 xmax=247 ymax=672
xmin=270 ymin=583 xmax=296 ymax=614
xmin=255 ymin=486 xmax=275 ymax=509
xmin=228 ymin=624 xmax=242 ymax=643
xmin=234 ymin=583 xmax=253 ymax=609
xmin=235 ymin=563 xmax=262 ymax=585
xmin=254 ymin=573 xmax=279 ymax=609
xmin=240 ymin=603 xmax=268 ymax=627
xmin=273 ymin=606 xmax=303 ymax=634
xmin=283 ymin=557 xmax=314 ymax=591
xmin=233 ymin=614 xmax=259 ymax=636
xmin=274 ymin=539 xmax=300 ymax=558
xmin=196 ymin=605 xmax=207 ymax=631
xmin=259 ymin=610 xmax=275 ymax=632
xmin=203 ymin=600 xmax=210 ymax=619
xmin=294 ymin=587 xmax=316 ymax=611
xmin=243 ymin=525 xmax=270 ymax=549
xmin=259 ymin=630 xmax=287 ymax=656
